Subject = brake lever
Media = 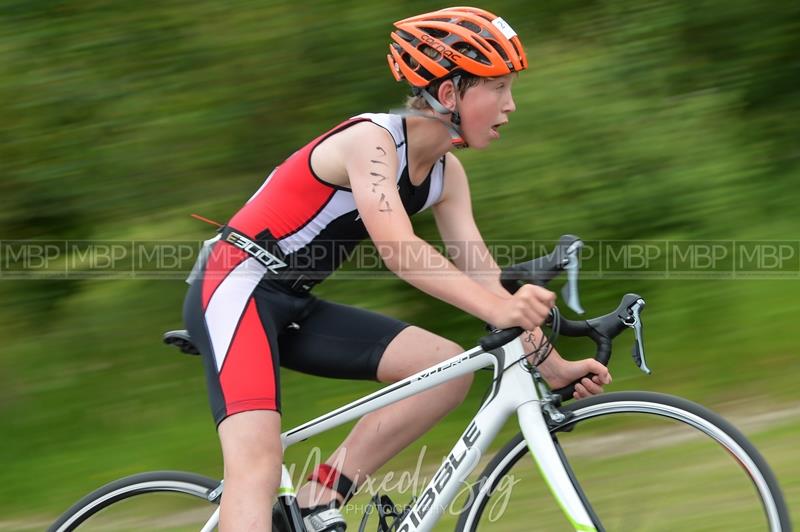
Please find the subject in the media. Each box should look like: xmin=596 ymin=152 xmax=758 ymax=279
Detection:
xmin=562 ymin=239 xmax=584 ymax=315
xmin=622 ymin=298 xmax=651 ymax=374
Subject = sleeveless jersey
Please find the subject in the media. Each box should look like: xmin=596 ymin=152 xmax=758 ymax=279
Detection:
xmin=226 ymin=113 xmax=446 ymax=281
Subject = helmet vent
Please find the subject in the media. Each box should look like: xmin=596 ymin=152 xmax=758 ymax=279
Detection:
xmin=486 ymin=39 xmax=510 ymax=62
xmin=404 ymin=52 xmax=419 ymax=69
xmin=396 ymin=29 xmax=416 ymax=42
xmin=453 ymin=42 xmax=489 ymax=65
xmin=422 ymin=27 xmax=449 ymax=39
xmin=418 ymin=44 xmax=442 ymax=61
xmin=456 ymin=20 xmax=482 ymax=34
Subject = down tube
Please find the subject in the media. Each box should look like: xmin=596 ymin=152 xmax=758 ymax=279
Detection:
xmin=517 ymin=401 xmax=597 ymax=531
xmin=393 ymin=400 xmax=512 ymax=532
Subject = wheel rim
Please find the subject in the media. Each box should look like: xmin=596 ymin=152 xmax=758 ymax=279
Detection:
xmin=54 ymin=477 xmax=218 ymax=532
xmin=460 ymin=397 xmax=787 ymax=531
xmin=553 ymin=400 xmax=784 ymax=530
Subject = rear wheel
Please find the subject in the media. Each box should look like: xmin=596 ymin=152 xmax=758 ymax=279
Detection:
xmin=456 ymin=392 xmax=791 ymax=531
xmin=49 ymin=471 xmax=221 ymax=532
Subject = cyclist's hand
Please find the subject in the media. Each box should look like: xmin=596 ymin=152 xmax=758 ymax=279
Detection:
xmin=540 ymin=356 xmax=612 ymax=399
xmin=491 ymin=284 xmax=556 ymax=330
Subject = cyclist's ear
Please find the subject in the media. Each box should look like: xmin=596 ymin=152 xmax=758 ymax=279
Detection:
xmin=436 ymin=80 xmax=458 ymax=112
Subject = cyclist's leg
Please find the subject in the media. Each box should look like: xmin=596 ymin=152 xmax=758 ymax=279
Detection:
xmin=218 ymin=410 xmax=283 ymax=531
xmin=190 ymin=291 xmax=285 ymax=530
xmin=184 ymin=251 xmax=295 ymax=531
xmin=331 ymin=325 xmax=472 ymax=484
xmin=280 ymin=302 xmax=470 ymax=507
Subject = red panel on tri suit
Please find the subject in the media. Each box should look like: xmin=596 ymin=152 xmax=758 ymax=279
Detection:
xmin=227 ymin=133 xmax=346 ymax=239
xmin=219 ymin=298 xmax=277 ymax=414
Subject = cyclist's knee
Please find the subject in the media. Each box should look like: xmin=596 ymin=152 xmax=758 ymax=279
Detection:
xmin=427 ymin=337 xmax=466 ymax=367
xmin=219 ymin=410 xmax=283 ymax=485
xmin=426 ymin=339 xmax=472 ymax=408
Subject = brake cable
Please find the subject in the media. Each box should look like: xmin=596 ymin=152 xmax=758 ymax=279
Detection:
xmin=478 ymin=307 xmax=562 ymax=406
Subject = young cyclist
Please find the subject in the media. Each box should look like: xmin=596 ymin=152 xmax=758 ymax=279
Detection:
xmin=182 ymin=7 xmax=612 ymax=531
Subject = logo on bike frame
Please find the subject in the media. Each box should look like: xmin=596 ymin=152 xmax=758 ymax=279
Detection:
xmin=397 ymin=421 xmax=481 ymax=530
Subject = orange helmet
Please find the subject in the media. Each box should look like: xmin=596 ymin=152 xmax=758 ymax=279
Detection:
xmin=388 ymin=7 xmax=528 ymax=88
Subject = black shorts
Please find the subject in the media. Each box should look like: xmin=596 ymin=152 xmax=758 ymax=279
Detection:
xmin=182 ymin=240 xmax=409 ymax=426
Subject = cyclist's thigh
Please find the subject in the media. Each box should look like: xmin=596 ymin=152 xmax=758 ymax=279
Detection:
xmin=184 ymin=262 xmax=294 ymax=426
xmin=277 ymin=298 xmax=410 ymax=381
xmin=373 ymin=325 xmax=464 ymax=383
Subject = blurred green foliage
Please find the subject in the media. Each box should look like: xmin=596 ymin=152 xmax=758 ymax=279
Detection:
xmin=1 ymin=0 xmax=798 ymax=524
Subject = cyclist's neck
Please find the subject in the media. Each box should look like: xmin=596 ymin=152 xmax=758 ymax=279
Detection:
xmin=405 ymin=114 xmax=456 ymax=169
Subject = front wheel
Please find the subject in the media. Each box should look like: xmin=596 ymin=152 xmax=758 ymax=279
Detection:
xmin=456 ymin=391 xmax=791 ymax=531
xmin=49 ymin=471 xmax=221 ymax=531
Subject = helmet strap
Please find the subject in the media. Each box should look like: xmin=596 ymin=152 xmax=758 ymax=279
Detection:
xmin=410 ymin=75 xmax=467 ymax=149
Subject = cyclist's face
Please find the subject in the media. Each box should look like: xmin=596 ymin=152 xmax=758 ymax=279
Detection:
xmin=460 ymin=74 xmax=517 ymax=149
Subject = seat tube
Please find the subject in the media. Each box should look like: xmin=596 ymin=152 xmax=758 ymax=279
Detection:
xmin=517 ymin=401 xmax=597 ymax=531
xmin=277 ymin=465 xmax=306 ymax=532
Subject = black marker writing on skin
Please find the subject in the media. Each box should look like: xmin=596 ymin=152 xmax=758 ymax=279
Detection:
xmin=369 ymin=146 xmax=392 ymax=212
xmin=378 ymin=193 xmax=393 ymax=213
xmin=370 ymin=171 xmax=387 ymax=193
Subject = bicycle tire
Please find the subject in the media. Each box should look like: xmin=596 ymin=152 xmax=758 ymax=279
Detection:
xmin=49 ymin=470 xmax=221 ymax=532
xmin=456 ymin=391 xmax=791 ymax=531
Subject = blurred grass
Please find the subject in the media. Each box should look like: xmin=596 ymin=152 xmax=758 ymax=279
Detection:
xmin=1 ymin=0 xmax=798 ymax=527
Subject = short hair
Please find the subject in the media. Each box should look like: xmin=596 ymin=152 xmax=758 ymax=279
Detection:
xmin=404 ymin=74 xmax=483 ymax=111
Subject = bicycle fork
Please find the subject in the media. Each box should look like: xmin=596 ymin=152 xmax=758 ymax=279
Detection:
xmin=517 ymin=399 xmax=600 ymax=531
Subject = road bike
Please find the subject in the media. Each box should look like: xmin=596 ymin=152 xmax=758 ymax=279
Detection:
xmin=49 ymin=236 xmax=792 ymax=531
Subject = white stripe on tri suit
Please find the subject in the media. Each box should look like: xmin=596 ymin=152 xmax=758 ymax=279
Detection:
xmin=204 ymin=257 xmax=267 ymax=371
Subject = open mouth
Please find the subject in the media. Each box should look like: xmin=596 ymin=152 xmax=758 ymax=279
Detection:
xmin=490 ymin=122 xmax=507 ymax=138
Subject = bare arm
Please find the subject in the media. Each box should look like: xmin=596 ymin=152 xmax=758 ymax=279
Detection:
xmin=432 ymin=153 xmax=509 ymax=298
xmin=431 ymin=154 xmax=612 ymax=397
xmin=343 ymin=124 xmax=549 ymax=330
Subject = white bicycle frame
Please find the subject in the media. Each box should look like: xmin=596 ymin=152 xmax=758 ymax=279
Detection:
xmin=200 ymin=336 xmax=597 ymax=532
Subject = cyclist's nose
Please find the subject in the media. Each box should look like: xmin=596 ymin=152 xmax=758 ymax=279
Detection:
xmin=503 ymin=93 xmax=516 ymax=114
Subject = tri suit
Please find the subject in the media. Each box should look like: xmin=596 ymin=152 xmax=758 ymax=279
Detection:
xmin=183 ymin=113 xmax=446 ymax=425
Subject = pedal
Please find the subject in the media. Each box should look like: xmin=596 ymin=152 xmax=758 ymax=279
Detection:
xmin=303 ymin=505 xmax=347 ymax=532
